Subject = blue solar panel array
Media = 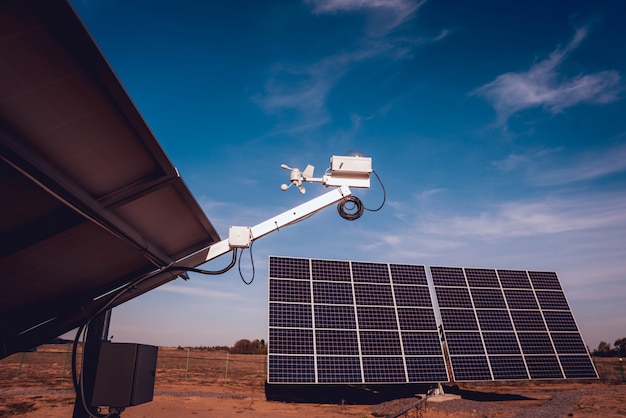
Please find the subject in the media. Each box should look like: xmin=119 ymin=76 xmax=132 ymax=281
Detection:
xmin=268 ymin=257 xmax=597 ymax=384
xmin=431 ymin=267 xmax=598 ymax=381
xmin=267 ymin=256 xmax=449 ymax=384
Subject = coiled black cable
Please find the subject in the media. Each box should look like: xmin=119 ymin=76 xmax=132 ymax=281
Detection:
xmin=337 ymin=169 xmax=386 ymax=220
xmin=337 ymin=195 xmax=364 ymax=220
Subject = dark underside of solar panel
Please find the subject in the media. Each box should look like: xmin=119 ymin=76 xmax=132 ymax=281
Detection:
xmin=267 ymin=257 xmax=449 ymax=384
xmin=432 ymin=267 xmax=597 ymax=381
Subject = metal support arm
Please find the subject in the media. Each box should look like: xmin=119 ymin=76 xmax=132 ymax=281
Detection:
xmin=176 ymin=185 xmax=352 ymax=268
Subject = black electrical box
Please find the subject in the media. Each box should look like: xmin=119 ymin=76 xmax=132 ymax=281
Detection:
xmin=91 ymin=342 xmax=158 ymax=408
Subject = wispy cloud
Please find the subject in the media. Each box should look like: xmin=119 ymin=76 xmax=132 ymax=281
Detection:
xmin=255 ymin=0 xmax=444 ymax=132
xmin=305 ymin=0 xmax=425 ymax=36
xmin=473 ymin=27 xmax=622 ymax=125
xmin=491 ymin=141 xmax=626 ymax=186
xmin=427 ymin=195 xmax=626 ymax=238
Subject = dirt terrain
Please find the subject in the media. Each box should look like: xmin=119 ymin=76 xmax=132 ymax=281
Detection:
xmin=1 ymin=345 xmax=625 ymax=417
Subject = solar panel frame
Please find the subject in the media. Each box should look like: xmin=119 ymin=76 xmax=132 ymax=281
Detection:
xmin=268 ymin=256 xmax=449 ymax=385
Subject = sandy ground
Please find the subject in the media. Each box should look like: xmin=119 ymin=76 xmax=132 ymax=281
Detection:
xmin=2 ymin=346 xmax=625 ymax=417
xmin=3 ymin=382 xmax=626 ymax=417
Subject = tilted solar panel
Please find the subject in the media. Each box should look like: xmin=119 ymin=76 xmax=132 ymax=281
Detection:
xmin=267 ymin=256 xmax=449 ymax=384
xmin=431 ymin=266 xmax=597 ymax=381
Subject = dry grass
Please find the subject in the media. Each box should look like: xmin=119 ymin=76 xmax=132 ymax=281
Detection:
xmin=1 ymin=345 xmax=625 ymax=417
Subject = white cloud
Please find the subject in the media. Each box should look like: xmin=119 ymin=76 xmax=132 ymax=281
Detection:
xmin=473 ymin=27 xmax=622 ymax=124
xmin=491 ymin=142 xmax=626 ymax=186
xmin=305 ymin=0 xmax=425 ymax=35
xmin=529 ymin=142 xmax=626 ymax=186
xmin=430 ymin=196 xmax=626 ymax=238
xmin=255 ymin=0 xmax=443 ymax=132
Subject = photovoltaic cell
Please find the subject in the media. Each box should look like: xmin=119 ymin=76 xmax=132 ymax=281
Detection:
xmin=528 ymin=271 xmax=562 ymax=290
xmin=268 ymin=256 xmax=448 ymax=384
xmin=390 ymin=264 xmax=428 ymax=285
xmin=489 ymin=356 xmax=528 ymax=380
xmin=394 ymin=285 xmax=433 ymax=307
xmin=430 ymin=266 xmax=597 ymax=381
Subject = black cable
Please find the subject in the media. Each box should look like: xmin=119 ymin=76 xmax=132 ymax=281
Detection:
xmin=238 ymin=241 xmax=255 ymax=285
xmin=168 ymin=249 xmax=237 ymax=276
xmin=337 ymin=195 xmax=365 ymax=221
xmin=364 ymin=170 xmax=386 ymax=212
xmin=71 ymin=323 xmax=85 ymax=393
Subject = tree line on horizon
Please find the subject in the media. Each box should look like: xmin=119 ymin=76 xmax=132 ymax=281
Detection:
xmin=176 ymin=338 xmax=267 ymax=354
xmin=593 ymin=337 xmax=626 ymax=357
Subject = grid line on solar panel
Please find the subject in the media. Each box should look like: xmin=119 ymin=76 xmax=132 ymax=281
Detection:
xmin=362 ymin=357 xmax=407 ymax=383
xmin=489 ymin=356 xmax=529 ymax=380
xmin=559 ymin=355 xmax=598 ymax=378
xmin=359 ymin=331 xmax=403 ymax=355
xmin=497 ymin=270 xmax=532 ymax=288
xmin=389 ymin=264 xmax=428 ymax=285
xmin=434 ymin=287 xmax=473 ymax=308
xmin=351 ymin=262 xmax=391 ymax=283
xmin=470 ymin=288 xmax=507 ymax=309
xmin=543 ymin=311 xmax=578 ymax=332
xmin=402 ymin=332 xmax=445 ymax=356
xmin=268 ymin=355 xmax=315 ymax=383
xmin=354 ymin=283 xmax=394 ymax=306
xmin=449 ymin=356 xmax=492 ymax=381
xmin=311 ymin=259 xmax=351 ymax=281
xmin=430 ymin=266 xmax=467 ymax=287
xmin=269 ymin=257 xmax=310 ymax=280
xmin=405 ymin=357 xmax=449 ymax=382
xmin=269 ymin=303 xmax=312 ymax=328
xmin=535 ymin=291 xmax=570 ymax=310
xmin=317 ymin=356 xmax=363 ymax=383
xmin=550 ymin=333 xmax=587 ymax=354
xmin=439 ymin=309 xmax=479 ymax=330
xmin=269 ymin=279 xmax=311 ymax=303
xmin=528 ymin=271 xmax=562 ymax=290
xmin=464 ymin=268 xmax=500 ymax=288
xmin=445 ymin=332 xmax=485 ymax=355
xmin=393 ymin=285 xmax=433 ymax=307
xmin=312 ymin=281 xmax=353 ymax=305
xmin=503 ymin=290 xmax=539 ymax=309
xmin=315 ymin=330 xmax=359 ymax=355
xmin=269 ymin=328 xmax=314 ymax=354
xmin=510 ymin=310 xmax=547 ymax=331
xmin=476 ymin=310 xmax=514 ymax=331
xmin=482 ymin=332 xmax=521 ymax=355
xmin=517 ymin=332 xmax=555 ymax=355
xmin=525 ymin=355 xmax=564 ymax=379
xmin=313 ymin=304 xmax=356 ymax=329
xmin=397 ymin=308 xmax=438 ymax=330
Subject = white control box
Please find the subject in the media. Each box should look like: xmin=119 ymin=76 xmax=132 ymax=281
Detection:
xmin=330 ymin=156 xmax=372 ymax=174
xmin=229 ymin=226 xmax=251 ymax=248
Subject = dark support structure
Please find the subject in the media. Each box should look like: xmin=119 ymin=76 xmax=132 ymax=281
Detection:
xmin=73 ymin=312 xmax=107 ymax=418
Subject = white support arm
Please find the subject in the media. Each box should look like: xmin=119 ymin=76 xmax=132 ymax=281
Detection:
xmin=173 ymin=185 xmax=352 ymax=269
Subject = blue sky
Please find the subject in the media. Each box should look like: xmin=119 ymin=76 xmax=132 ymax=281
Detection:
xmin=69 ymin=0 xmax=626 ymax=350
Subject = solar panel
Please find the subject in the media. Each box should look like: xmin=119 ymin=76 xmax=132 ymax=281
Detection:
xmin=267 ymin=256 xmax=449 ymax=384
xmin=431 ymin=266 xmax=597 ymax=381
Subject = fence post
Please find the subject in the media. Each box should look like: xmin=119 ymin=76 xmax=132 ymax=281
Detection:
xmin=17 ymin=352 xmax=25 ymax=378
xmin=62 ymin=343 xmax=71 ymax=378
xmin=224 ymin=352 xmax=229 ymax=384
xmin=185 ymin=348 xmax=190 ymax=381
